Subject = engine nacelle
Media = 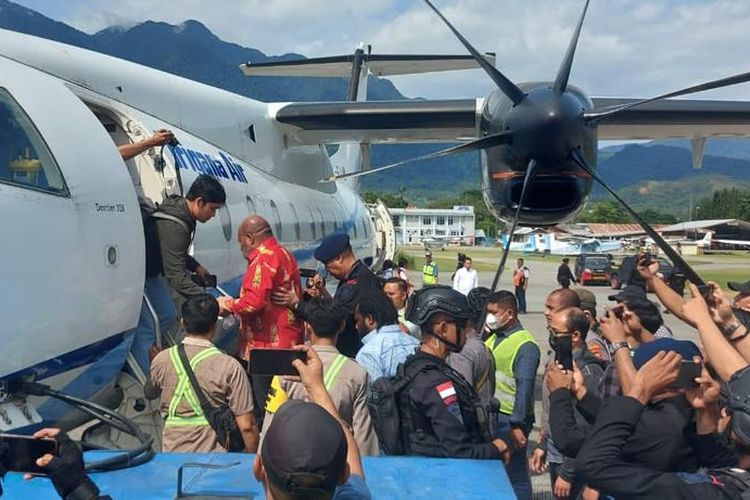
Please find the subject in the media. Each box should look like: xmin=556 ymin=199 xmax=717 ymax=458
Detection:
xmin=478 ymin=84 xmax=598 ymax=226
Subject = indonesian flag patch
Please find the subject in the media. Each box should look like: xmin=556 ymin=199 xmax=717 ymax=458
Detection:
xmin=436 ymin=381 xmax=457 ymax=406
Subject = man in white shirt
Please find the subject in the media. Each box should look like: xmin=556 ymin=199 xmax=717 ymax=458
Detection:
xmin=452 ymin=256 xmax=479 ymax=296
xmin=383 ymin=277 xmax=421 ymax=339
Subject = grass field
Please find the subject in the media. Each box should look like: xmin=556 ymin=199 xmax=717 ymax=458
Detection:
xmin=695 ymin=268 xmax=749 ymax=287
xmin=400 ymin=245 xmax=750 ymax=284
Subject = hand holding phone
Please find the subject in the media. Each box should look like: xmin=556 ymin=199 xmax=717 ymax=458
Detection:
xmin=0 ymin=433 xmax=57 ymax=474
xmin=248 ymin=348 xmax=306 ymax=376
xmin=555 ymin=336 xmax=574 ymax=371
xmin=668 ymin=360 xmax=702 ymax=390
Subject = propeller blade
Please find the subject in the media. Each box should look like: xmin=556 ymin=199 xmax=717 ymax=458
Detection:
xmin=320 ymin=130 xmax=513 ymax=183
xmin=422 ymin=0 xmax=526 ymax=105
xmin=489 ymin=159 xmax=538 ymax=293
xmin=585 ymin=68 xmax=750 ymax=122
xmin=553 ymin=0 xmax=591 ymax=93
xmin=569 ymin=148 xmax=707 ymax=289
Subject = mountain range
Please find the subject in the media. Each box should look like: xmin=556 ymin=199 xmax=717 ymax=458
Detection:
xmin=1 ymin=0 xmax=749 ymax=216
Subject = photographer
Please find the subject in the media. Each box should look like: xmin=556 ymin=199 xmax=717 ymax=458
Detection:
xmin=577 ymin=351 xmax=750 ymax=499
xmin=0 ymin=428 xmax=110 ymax=499
xmin=639 ymin=256 xmax=750 ymax=363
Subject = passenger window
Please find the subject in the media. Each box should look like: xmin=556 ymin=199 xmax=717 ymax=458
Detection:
xmin=362 ymin=217 xmax=369 ymax=238
xmin=307 ymin=207 xmax=317 ymax=240
xmin=317 ymin=207 xmax=326 ymax=236
xmin=332 ymin=209 xmax=339 ymax=232
xmin=289 ymin=203 xmax=301 ymax=240
xmin=0 ymin=88 xmax=67 ymax=195
xmin=270 ymin=200 xmax=282 ymax=239
xmin=246 ymin=195 xmax=255 ymax=214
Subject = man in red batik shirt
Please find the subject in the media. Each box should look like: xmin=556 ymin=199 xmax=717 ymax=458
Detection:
xmin=218 ymin=215 xmax=303 ymax=360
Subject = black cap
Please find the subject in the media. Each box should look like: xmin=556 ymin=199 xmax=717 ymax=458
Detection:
xmin=314 ymin=234 xmax=350 ymax=263
xmin=727 ymin=366 xmax=750 ymax=446
xmin=406 ymin=285 xmax=472 ymax=326
xmin=728 ymin=280 xmax=750 ymax=295
xmin=608 ymin=285 xmax=647 ymax=303
xmin=261 ymin=400 xmax=347 ymax=495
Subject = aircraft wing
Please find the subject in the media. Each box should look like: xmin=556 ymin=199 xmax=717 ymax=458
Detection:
xmin=269 ymin=99 xmax=481 ymax=145
xmin=272 ymin=97 xmax=750 ymax=147
xmin=713 ymin=238 xmax=750 ymax=248
xmin=593 ymin=98 xmax=750 ymax=141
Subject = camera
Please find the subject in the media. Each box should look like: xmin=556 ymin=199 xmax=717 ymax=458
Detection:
xmin=168 ymin=136 xmax=180 ymax=147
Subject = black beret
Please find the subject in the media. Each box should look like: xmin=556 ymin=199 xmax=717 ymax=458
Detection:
xmin=314 ymin=233 xmax=350 ymax=262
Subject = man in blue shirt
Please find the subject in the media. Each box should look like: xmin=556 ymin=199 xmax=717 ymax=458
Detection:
xmin=355 ymin=291 xmax=419 ymax=382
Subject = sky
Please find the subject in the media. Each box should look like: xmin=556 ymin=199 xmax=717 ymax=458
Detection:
xmin=13 ymin=0 xmax=750 ymax=104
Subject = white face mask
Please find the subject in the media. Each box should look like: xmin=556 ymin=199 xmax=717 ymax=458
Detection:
xmin=485 ymin=313 xmax=500 ymax=331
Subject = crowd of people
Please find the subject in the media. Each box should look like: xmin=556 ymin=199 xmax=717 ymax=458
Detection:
xmin=4 ymin=157 xmax=750 ymax=498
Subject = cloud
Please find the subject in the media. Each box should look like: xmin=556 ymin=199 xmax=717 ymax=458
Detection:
xmin=17 ymin=0 xmax=750 ymax=101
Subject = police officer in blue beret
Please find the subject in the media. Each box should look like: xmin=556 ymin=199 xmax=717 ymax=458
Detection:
xmin=272 ymin=234 xmax=381 ymax=357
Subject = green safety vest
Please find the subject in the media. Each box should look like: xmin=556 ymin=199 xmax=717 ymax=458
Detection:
xmin=422 ymin=263 xmax=438 ymax=285
xmin=324 ymin=354 xmax=348 ymax=390
xmin=485 ymin=330 xmax=538 ymax=415
xmin=165 ymin=345 xmax=221 ymax=427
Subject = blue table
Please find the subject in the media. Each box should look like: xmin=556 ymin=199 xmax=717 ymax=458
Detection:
xmin=3 ymin=451 xmax=515 ymax=499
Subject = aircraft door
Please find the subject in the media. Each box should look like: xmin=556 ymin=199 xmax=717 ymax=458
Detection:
xmin=89 ymin=107 xmax=181 ymax=207
xmin=0 ymin=58 xmax=143 ymax=379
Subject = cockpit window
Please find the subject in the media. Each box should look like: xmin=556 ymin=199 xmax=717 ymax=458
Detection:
xmin=0 ymin=88 xmax=67 ymax=196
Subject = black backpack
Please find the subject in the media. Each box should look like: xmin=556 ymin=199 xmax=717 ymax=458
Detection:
xmin=367 ymin=362 xmax=425 ymax=456
xmin=143 ymin=210 xmax=190 ymax=278
xmin=368 ymin=357 xmax=492 ymax=456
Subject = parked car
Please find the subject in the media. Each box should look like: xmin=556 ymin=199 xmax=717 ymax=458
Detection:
xmin=574 ymin=253 xmax=613 ymax=286
xmin=610 ymin=255 xmax=683 ymax=293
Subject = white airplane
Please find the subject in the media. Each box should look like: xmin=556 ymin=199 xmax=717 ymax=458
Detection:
xmin=500 ymin=232 xmax=623 ymax=255
xmin=705 ymin=231 xmax=750 ymax=250
xmin=643 ymin=231 xmax=714 ymax=250
xmin=3 ymin=0 xmax=750 ymax=443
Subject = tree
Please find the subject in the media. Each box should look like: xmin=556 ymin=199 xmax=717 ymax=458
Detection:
xmin=361 ymin=190 xmax=409 ymax=208
xmin=694 ymin=188 xmax=750 ymax=220
xmin=577 ymin=201 xmax=631 ymax=223
xmin=639 ymin=209 xmax=679 ymax=224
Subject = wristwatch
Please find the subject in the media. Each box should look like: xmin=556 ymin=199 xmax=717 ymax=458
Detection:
xmin=723 ymin=322 xmax=742 ymax=336
xmin=609 ymin=341 xmax=629 ymax=355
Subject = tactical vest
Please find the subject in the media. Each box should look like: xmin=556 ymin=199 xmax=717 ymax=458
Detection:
xmin=398 ymin=356 xmax=493 ymax=456
xmin=485 ymin=329 xmax=538 ymax=415
xmin=165 ymin=345 xmax=221 ymax=427
xmin=422 ymin=263 xmax=438 ymax=285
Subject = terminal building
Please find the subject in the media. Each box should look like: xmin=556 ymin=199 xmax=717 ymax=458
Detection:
xmin=389 ymin=205 xmax=476 ymax=246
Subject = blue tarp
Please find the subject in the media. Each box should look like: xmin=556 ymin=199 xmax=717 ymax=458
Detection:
xmin=3 ymin=451 xmax=515 ymax=499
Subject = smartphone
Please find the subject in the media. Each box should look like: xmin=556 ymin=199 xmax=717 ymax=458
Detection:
xmin=0 ymin=434 xmax=57 ymax=474
xmin=669 ymin=361 xmax=702 ymax=389
xmin=204 ymin=274 xmax=217 ymax=289
xmin=555 ymin=336 xmax=574 ymax=371
xmin=248 ymin=348 xmax=306 ymax=376
xmin=606 ymin=307 xmax=624 ymax=320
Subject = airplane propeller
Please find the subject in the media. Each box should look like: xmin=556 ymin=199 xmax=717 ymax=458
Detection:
xmin=553 ymin=0 xmax=590 ymax=94
xmin=585 ymin=68 xmax=750 ymax=122
xmin=421 ymin=0 xmax=526 ymax=105
xmin=321 ymin=0 xmax=750 ymax=291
